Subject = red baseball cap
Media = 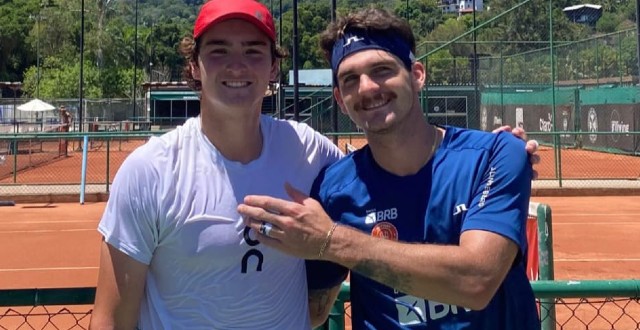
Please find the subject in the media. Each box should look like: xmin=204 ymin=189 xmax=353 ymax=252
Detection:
xmin=193 ymin=0 xmax=276 ymax=42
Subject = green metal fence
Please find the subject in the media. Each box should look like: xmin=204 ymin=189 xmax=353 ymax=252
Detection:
xmin=1 ymin=130 xmax=639 ymax=197
xmin=1 ymin=281 xmax=638 ymax=330
xmin=322 ymin=280 xmax=640 ymax=330
xmin=0 ymin=131 xmax=163 ymax=196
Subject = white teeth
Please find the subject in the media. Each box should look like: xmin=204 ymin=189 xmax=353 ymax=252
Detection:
xmin=363 ymin=99 xmax=389 ymax=110
xmin=224 ymin=81 xmax=250 ymax=88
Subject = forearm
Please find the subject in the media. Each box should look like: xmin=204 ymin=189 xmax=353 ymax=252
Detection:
xmin=323 ymin=225 xmax=511 ymax=309
xmin=308 ymin=284 xmax=342 ymax=327
xmin=90 ymin=242 xmax=147 ymax=329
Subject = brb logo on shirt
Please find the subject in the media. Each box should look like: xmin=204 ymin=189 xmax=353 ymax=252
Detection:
xmin=395 ymin=294 xmax=471 ymax=326
xmin=365 ymin=208 xmax=398 ymax=224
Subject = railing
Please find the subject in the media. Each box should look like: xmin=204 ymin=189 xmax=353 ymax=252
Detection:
xmin=321 ymin=280 xmax=640 ymax=330
xmin=1 ymin=131 xmax=639 ymax=198
xmin=1 ymin=281 xmax=639 ymax=330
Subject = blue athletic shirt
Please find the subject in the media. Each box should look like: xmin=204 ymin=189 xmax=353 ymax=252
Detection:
xmin=306 ymin=126 xmax=540 ymax=330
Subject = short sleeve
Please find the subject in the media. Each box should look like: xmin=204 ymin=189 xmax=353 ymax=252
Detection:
xmin=97 ymin=147 xmax=160 ymax=265
xmin=462 ymin=133 xmax=533 ymax=253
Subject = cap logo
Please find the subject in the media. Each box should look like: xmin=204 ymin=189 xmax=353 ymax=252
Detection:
xmin=331 ymin=30 xmax=414 ymax=84
xmin=255 ymin=10 xmax=263 ymax=21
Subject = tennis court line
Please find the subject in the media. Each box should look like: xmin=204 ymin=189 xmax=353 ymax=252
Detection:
xmin=0 ymin=229 xmax=95 ymax=234
xmin=0 ymin=266 xmax=98 ymax=272
xmin=552 ymin=213 xmax=640 ymax=216
xmin=555 ymin=258 xmax=640 ymax=262
xmin=0 ymin=220 xmax=98 ymax=225
xmin=554 ymin=222 xmax=640 ymax=225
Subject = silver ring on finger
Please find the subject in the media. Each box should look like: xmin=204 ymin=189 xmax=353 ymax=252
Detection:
xmin=260 ymin=221 xmax=273 ymax=237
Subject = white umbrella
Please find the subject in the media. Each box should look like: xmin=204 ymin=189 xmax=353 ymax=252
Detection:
xmin=17 ymin=98 xmax=56 ymax=112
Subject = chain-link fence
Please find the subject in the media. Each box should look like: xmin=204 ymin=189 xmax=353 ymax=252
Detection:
xmin=0 ymin=98 xmax=144 ymax=134
xmin=298 ymin=0 xmax=640 ymax=188
xmin=323 ymin=280 xmax=640 ymax=330
xmin=1 ymin=281 xmax=638 ymax=330
xmin=0 ymin=131 xmax=159 ymax=196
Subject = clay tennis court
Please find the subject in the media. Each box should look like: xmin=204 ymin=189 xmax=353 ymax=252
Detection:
xmin=1 ymin=197 xmax=637 ymax=289
xmin=2 ymin=135 xmax=640 ymax=185
xmin=0 ymin=195 xmax=638 ymax=329
xmin=338 ymin=137 xmax=640 ymax=179
xmin=1 ymin=136 xmax=639 ymax=328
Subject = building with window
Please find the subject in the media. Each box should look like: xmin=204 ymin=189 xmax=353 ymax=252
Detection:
xmin=440 ymin=0 xmax=484 ymax=15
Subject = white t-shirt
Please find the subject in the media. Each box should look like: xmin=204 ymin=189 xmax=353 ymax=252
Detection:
xmin=98 ymin=115 xmax=343 ymax=329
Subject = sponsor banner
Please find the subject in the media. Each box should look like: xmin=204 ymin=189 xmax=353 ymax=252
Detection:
xmin=581 ymin=105 xmax=635 ymax=152
xmin=501 ymin=105 xmax=576 ymax=146
xmin=479 ymin=105 xmax=504 ymax=132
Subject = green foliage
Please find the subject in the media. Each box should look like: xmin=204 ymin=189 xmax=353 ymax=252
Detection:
xmin=2 ymin=0 xmax=638 ymax=93
xmin=0 ymin=0 xmax=40 ymax=81
xmin=596 ymin=12 xmax=621 ymax=33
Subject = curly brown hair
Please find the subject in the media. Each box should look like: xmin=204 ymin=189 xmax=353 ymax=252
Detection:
xmin=179 ymin=36 xmax=288 ymax=91
xmin=318 ymin=7 xmax=416 ymax=66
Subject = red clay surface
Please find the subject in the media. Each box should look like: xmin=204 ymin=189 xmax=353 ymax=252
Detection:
xmin=0 ymin=138 xmax=146 ymax=184
xmin=1 ymin=136 xmax=638 ymax=185
xmin=337 ymin=137 xmax=640 ymax=180
xmin=0 ymin=196 xmax=638 ymax=329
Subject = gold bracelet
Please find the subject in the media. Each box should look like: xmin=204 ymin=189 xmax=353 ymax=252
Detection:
xmin=318 ymin=222 xmax=338 ymax=259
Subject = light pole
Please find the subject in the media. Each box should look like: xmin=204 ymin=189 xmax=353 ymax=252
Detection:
xmin=79 ymin=0 xmax=85 ymax=132
xmin=636 ymin=0 xmax=640 ymax=81
xmin=292 ymin=0 xmax=299 ymax=121
xmin=132 ymin=0 xmax=139 ymax=122
xmin=472 ymin=0 xmax=478 ymax=129
xmin=331 ymin=0 xmax=338 ymax=142
xmin=36 ymin=14 xmax=40 ymax=99
xmin=278 ymin=0 xmax=284 ymax=119
xmin=406 ymin=0 xmax=409 ymax=20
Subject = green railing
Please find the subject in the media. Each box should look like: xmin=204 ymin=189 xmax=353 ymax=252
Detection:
xmin=1 ymin=280 xmax=639 ymax=330
xmin=1 ymin=131 xmax=639 ymax=198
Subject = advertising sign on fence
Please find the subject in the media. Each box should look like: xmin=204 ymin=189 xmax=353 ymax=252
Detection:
xmin=581 ymin=105 xmax=636 ymax=153
xmin=491 ymin=104 xmax=576 ymax=147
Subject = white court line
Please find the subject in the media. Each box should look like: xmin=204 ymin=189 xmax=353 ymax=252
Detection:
xmin=0 ymin=229 xmax=95 ymax=234
xmin=552 ymin=213 xmax=640 ymax=216
xmin=554 ymin=222 xmax=640 ymax=225
xmin=0 ymin=266 xmax=98 ymax=272
xmin=555 ymin=258 xmax=640 ymax=262
xmin=0 ymin=220 xmax=97 ymax=225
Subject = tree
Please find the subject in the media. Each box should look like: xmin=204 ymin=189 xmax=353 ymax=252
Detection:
xmin=0 ymin=0 xmax=40 ymax=81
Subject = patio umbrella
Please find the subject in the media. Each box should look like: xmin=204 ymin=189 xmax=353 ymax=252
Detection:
xmin=17 ymin=98 xmax=56 ymax=112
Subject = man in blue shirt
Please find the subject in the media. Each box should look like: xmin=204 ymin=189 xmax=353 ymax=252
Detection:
xmin=238 ymin=7 xmax=539 ymax=330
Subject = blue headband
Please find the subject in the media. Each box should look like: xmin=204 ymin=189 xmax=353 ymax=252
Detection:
xmin=331 ymin=29 xmax=415 ymax=84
